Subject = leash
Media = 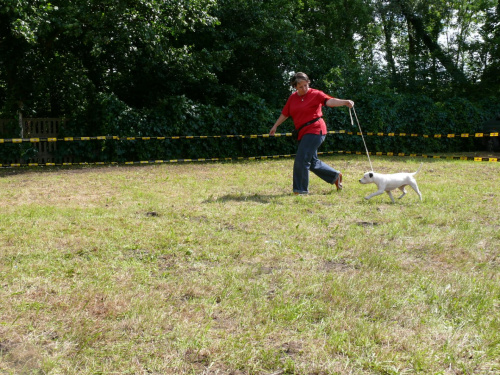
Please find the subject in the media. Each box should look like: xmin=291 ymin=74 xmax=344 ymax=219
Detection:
xmin=349 ymin=107 xmax=373 ymax=172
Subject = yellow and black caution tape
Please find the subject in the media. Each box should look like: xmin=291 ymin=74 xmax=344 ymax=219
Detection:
xmin=0 ymin=134 xmax=282 ymax=143
xmin=1 ymin=151 xmax=497 ymax=169
xmin=0 ymin=154 xmax=295 ymax=168
xmin=331 ymin=150 xmax=498 ymax=162
xmin=337 ymin=130 xmax=499 ymax=138
xmin=0 ymin=130 xmax=498 ymax=143
xmin=0 ymin=136 xmax=117 ymax=143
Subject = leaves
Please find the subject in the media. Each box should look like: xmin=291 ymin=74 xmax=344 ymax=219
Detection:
xmin=1 ymin=0 xmax=500 ymax=163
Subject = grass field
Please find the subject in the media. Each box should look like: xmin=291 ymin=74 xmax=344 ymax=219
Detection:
xmin=0 ymin=155 xmax=499 ymax=374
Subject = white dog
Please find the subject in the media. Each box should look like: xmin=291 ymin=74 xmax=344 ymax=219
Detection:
xmin=359 ymin=164 xmax=423 ymax=203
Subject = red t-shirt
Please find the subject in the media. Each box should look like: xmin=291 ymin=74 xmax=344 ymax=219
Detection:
xmin=281 ymin=88 xmax=333 ymax=140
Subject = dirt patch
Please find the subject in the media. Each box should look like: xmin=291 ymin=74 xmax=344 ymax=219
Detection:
xmin=322 ymin=260 xmax=360 ymax=272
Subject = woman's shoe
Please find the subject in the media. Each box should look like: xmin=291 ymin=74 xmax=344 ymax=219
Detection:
xmin=334 ymin=173 xmax=343 ymax=191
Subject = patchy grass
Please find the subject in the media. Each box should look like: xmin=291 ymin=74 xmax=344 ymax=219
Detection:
xmin=0 ymin=155 xmax=499 ymax=374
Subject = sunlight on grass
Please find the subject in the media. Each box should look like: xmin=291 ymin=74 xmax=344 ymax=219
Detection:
xmin=0 ymin=156 xmax=499 ymax=374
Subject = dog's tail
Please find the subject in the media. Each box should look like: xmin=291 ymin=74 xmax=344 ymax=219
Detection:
xmin=414 ymin=163 xmax=423 ymax=175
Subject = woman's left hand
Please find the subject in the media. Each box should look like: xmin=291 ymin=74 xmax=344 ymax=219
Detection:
xmin=326 ymin=98 xmax=354 ymax=108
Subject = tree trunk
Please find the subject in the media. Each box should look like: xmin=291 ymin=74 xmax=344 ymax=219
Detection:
xmin=396 ymin=0 xmax=469 ymax=86
xmin=407 ymin=18 xmax=417 ymax=87
xmin=380 ymin=10 xmax=398 ymax=86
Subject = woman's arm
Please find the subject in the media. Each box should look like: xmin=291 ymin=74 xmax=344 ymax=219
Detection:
xmin=269 ymin=114 xmax=289 ymax=136
xmin=326 ymin=98 xmax=354 ymax=108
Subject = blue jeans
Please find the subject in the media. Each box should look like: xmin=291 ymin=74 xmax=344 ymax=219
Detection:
xmin=293 ymin=133 xmax=341 ymax=194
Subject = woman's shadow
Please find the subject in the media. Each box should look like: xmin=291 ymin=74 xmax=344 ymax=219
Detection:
xmin=203 ymin=193 xmax=289 ymax=204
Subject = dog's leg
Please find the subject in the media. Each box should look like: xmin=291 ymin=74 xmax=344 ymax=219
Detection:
xmin=386 ymin=191 xmax=396 ymax=203
xmin=365 ymin=190 xmax=386 ymax=201
xmin=397 ymin=186 xmax=407 ymax=199
xmin=409 ymin=182 xmax=422 ymax=201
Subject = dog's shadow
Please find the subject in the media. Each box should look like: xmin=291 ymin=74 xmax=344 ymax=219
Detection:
xmin=203 ymin=193 xmax=288 ymax=204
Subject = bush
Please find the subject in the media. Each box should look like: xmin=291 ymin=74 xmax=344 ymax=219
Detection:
xmin=2 ymin=92 xmax=499 ymax=165
xmin=323 ymin=92 xmax=499 ymax=155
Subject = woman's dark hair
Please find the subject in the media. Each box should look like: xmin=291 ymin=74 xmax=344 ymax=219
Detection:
xmin=290 ymin=72 xmax=310 ymax=88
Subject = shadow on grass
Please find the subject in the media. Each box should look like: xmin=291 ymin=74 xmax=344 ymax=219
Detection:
xmin=203 ymin=193 xmax=290 ymax=204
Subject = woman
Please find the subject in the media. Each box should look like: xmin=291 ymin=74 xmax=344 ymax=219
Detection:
xmin=269 ymin=72 xmax=354 ymax=195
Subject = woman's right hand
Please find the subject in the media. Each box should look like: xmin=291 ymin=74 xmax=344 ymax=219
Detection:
xmin=270 ymin=114 xmax=288 ymax=136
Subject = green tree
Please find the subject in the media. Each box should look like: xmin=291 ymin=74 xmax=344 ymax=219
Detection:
xmin=479 ymin=0 xmax=500 ymax=94
xmin=183 ymin=0 xmax=305 ymax=108
xmin=0 ymin=0 xmax=218 ymax=119
xmin=297 ymin=0 xmax=374 ymax=85
xmin=370 ymin=0 xmax=499 ymax=95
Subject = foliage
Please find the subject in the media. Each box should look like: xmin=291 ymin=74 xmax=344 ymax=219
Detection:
xmin=1 ymin=0 xmax=499 ymax=162
xmin=0 ymin=0 xmax=218 ymax=116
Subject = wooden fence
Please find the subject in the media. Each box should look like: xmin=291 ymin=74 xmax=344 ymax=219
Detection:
xmin=0 ymin=118 xmax=65 ymax=163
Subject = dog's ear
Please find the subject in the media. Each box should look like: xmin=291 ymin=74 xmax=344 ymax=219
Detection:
xmin=369 ymin=172 xmax=373 ymax=178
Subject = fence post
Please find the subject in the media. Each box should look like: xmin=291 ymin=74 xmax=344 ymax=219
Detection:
xmin=19 ymin=112 xmax=23 ymax=138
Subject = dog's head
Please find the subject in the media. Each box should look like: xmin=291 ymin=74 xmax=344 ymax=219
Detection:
xmin=359 ymin=172 xmax=374 ymax=184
